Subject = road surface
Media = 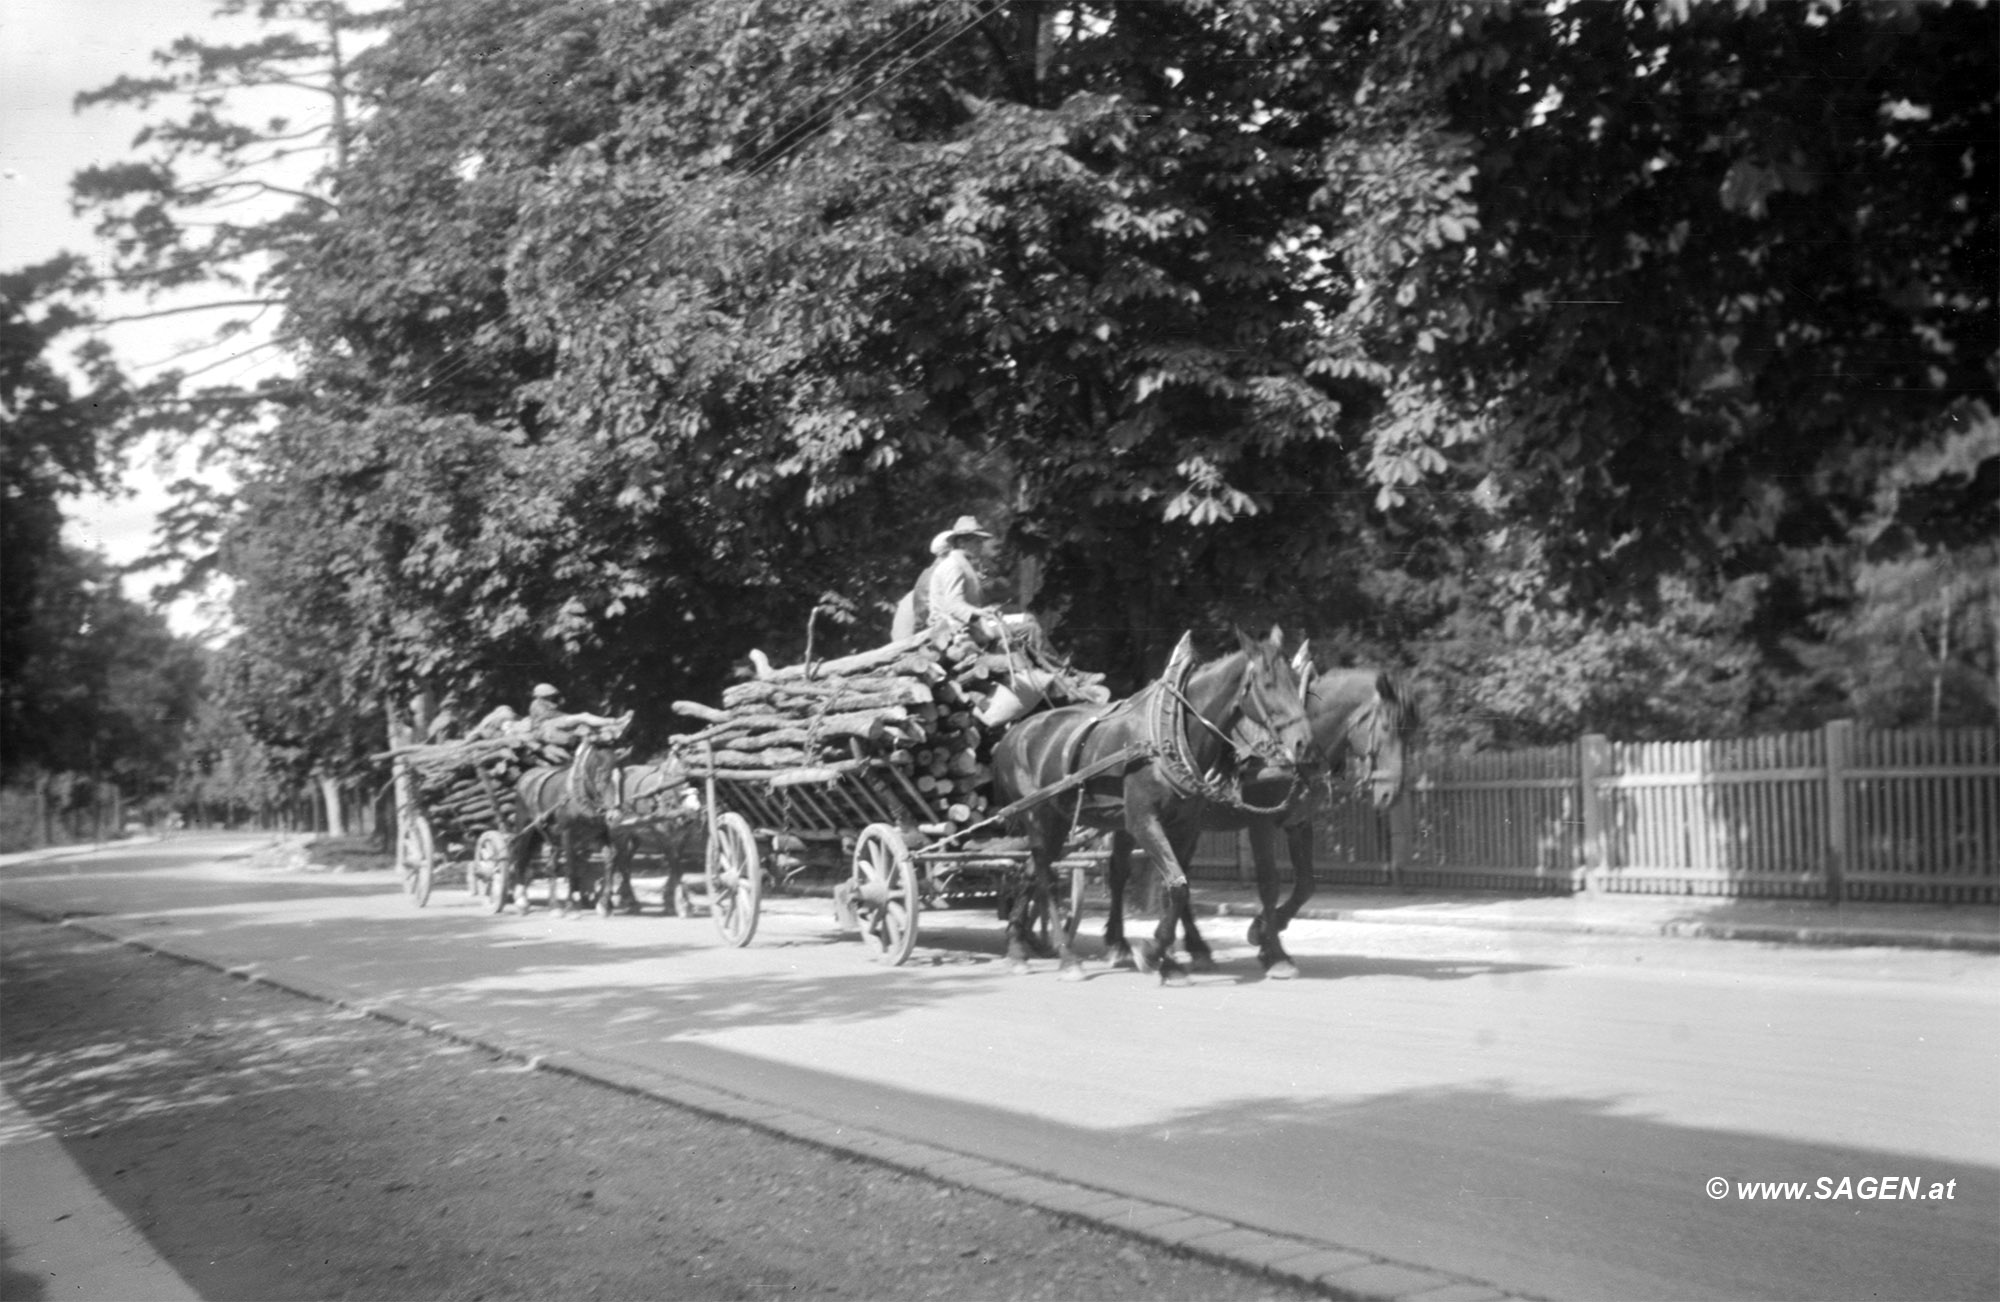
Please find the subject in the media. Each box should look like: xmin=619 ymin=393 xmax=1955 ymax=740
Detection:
xmin=4 ymin=833 xmax=1995 ymax=1301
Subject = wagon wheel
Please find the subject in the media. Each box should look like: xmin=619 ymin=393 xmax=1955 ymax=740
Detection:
xmin=851 ymin=824 xmax=920 ymax=967
xmin=471 ymin=830 xmax=508 ymax=902
xmin=706 ymin=812 xmax=762 ymax=947
xmin=398 ymin=812 xmax=435 ymax=908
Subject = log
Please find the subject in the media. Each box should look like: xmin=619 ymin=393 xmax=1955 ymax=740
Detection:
xmin=762 ymin=633 xmax=936 ymax=681
xmin=722 ymin=677 xmax=934 ymax=709
xmin=769 ymin=760 xmax=868 ymax=787
xmin=672 ymin=700 xmax=731 ymax=723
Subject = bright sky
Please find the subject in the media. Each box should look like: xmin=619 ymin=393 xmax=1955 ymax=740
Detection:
xmin=2 ymin=0 xmax=310 ymax=634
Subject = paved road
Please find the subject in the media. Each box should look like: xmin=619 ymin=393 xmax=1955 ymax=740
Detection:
xmin=5 ymin=834 xmax=1996 ymax=1301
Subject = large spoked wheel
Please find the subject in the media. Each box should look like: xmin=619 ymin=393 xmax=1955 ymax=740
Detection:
xmin=398 ymin=812 xmax=435 ymax=908
xmin=488 ymin=839 xmax=518 ymax=916
xmin=851 ymin=824 xmax=920 ymax=966
xmin=471 ymin=830 xmax=508 ymax=902
xmin=706 ymin=812 xmax=762 ymax=947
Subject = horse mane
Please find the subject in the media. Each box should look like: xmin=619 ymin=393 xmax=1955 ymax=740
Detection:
xmin=1372 ymin=672 xmax=1419 ymax=737
xmin=570 ymin=738 xmax=623 ymax=815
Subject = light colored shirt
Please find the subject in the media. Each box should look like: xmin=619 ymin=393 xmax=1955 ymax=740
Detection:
xmin=926 ymin=549 xmax=987 ymax=630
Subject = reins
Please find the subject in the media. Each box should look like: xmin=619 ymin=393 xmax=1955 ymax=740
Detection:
xmin=1150 ymin=654 xmax=1305 ymax=816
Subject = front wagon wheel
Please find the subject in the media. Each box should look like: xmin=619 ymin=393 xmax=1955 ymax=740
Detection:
xmin=706 ymin=811 xmax=762 ymax=947
xmin=851 ymin=823 xmax=919 ymax=967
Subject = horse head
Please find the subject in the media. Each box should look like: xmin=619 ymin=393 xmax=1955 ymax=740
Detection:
xmin=569 ymin=734 xmax=630 ymax=819
xmin=1306 ymin=668 xmax=1416 ymax=811
xmin=1226 ymin=625 xmax=1316 ymax=777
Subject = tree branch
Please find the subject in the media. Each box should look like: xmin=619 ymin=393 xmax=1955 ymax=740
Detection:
xmin=98 ymin=298 xmax=285 ymax=324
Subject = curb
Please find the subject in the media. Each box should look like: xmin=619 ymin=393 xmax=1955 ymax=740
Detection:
xmin=0 ymin=836 xmax=162 ymax=868
xmin=1196 ymin=901 xmax=2000 ymax=954
xmin=6 ymin=900 xmax=1539 ymax=1302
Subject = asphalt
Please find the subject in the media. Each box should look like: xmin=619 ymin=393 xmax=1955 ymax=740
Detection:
xmin=3 ymin=835 xmax=1995 ymax=1302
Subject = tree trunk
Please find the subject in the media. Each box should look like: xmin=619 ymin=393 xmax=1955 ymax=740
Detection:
xmin=315 ymin=774 xmax=345 ymax=837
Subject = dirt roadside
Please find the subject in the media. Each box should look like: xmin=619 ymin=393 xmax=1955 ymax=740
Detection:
xmin=0 ymin=910 xmax=1317 ymax=1302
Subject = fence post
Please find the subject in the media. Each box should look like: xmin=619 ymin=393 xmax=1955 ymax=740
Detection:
xmin=1387 ymin=794 xmax=1414 ymax=891
xmin=1579 ymin=735 xmax=1610 ymax=893
xmin=1823 ymin=719 xmax=1853 ymax=905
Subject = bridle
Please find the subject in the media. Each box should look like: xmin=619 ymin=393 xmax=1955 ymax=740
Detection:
xmin=1326 ymin=686 xmax=1403 ymax=802
xmin=1153 ymin=649 xmax=1313 ymax=815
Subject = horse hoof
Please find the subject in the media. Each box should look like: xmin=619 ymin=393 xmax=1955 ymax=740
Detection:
xmin=1190 ymin=954 xmax=1219 ymax=975
xmin=1131 ymin=943 xmax=1157 ymax=973
xmin=1007 ymin=959 xmax=1032 ymax=977
xmin=1109 ymin=949 xmax=1137 ymax=972
xmin=1266 ymin=960 xmax=1299 ymax=981
xmin=1056 ymin=962 xmax=1086 ymax=983
xmin=1158 ymin=966 xmax=1191 ymax=988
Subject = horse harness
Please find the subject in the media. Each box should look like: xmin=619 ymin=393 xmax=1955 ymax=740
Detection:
xmin=519 ymin=734 xmax=622 ymax=836
xmin=1059 ymin=654 xmax=1303 ymax=818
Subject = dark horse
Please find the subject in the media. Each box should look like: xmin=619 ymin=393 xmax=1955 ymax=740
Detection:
xmin=506 ymin=733 xmax=628 ymax=915
xmin=605 ymin=758 xmax=700 ymax=916
xmin=990 ymin=627 xmax=1316 ymax=985
xmin=1103 ymin=652 xmax=1418 ymax=977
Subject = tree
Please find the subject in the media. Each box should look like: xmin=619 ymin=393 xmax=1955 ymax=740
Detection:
xmin=198 ymin=0 xmax=1997 ymax=756
xmin=1340 ymin=0 xmax=1996 ymax=586
xmin=2 ymin=262 xmax=131 ymax=779
xmin=64 ymin=0 xmax=389 ymax=589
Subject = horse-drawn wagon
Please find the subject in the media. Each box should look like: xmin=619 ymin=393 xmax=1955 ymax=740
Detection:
xmin=669 ymin=624 xmax=1120 ymax=963
xmin=389 ymin=726 xmax=685 ymax=915
xmin=389 ymin=732 xmax=562 ymax=909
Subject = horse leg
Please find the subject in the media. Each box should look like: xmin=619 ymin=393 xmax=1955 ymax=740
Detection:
xmin=1245 ymin=821 xmax=1296 ymax=977
xmin=1276 ymin=821 xmax=1317 ymax=931
xmin=1102 ymin=831 xmax=1137 ymax=971
xmin=507 ymin=829 xmax=540 ymax=913
xmin=1126 ymin=804 xmax=1190 ymax=987
xmin=614 ymin=835 xmax=643 ymax=914
xmin=1047 ymin=831 xmax=1084 ymax=983
xmin=1169 ymin=827 xmax=1218 ymax=973
xmin=1004 ymin=818 xmax=1051 ymax=975
xmin=595 ymin=830 xmax=617 ymax=918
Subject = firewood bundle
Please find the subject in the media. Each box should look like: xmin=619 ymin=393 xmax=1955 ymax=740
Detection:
xmin=671 ymin=624 xmax=1108 ymax=831
xmin=383 ymin=733 xmax=574 ymax=838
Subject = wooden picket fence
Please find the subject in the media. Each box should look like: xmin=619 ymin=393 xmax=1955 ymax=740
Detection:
xmin=1189 ymin=721 xmax=2000 ymax=903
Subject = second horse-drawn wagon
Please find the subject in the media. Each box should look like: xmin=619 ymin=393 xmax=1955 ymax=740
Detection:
xmin=670 ymin=622 xmax=1122 ymax=964
xmin=390 ymin=723 xmax=694 ymax=916
xmin=389 ymin=732 xmax=559 ymax=909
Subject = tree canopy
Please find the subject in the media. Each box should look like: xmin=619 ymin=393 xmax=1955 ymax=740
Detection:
xmin=42 ymin=0 xmax=2000 ymax=778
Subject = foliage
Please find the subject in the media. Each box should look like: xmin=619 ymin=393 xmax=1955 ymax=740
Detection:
xmin=3 ymin=265 xmax=136 ymax=780
xmin=1345 ymin=0 xmax=1996 ymax=586
xmin=63 ymin=0 xmax=390 ymax=591
xmin=65 ymin=0 xmax=1999 ymax=772
xmin=0 ymin=542 xmax=205 ymax=794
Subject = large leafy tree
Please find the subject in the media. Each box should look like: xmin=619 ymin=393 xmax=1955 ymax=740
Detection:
xmin=204 ymin=0 xmax=1997 ymax=759
xmin=1346 ymin=0 xmax=1996 ymax=590
xmin=2 ymin=264 xmax=133 ymax=779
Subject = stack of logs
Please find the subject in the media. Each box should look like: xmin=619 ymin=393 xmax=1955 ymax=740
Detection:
xmin=388 ymin=733 xmax=573 ymax=837
xmin=671 ymin=626 xmax=1102 ymax=832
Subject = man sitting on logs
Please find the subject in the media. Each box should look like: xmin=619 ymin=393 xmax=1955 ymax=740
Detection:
xmin=889 ymin=528 xmax=953 ymax=641
xmin=527 ymin=683 xmax=628 ymax=746
xmin=924 ymin=514 xmax=1004 ymax=644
